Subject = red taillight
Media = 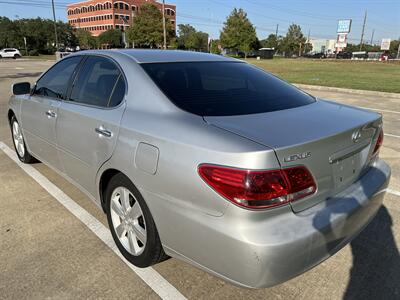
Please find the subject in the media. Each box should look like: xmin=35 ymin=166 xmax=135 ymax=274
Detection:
xmin=198 ymin=165 xmax=316 ymax=209
xmin=372 ymin=129 xmax=383 ymax=156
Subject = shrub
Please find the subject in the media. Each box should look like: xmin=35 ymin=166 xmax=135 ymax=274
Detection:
xmin=28 ymin=49 xmax=39 ymax=56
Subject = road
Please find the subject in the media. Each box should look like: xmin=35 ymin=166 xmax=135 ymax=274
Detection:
xmin=1 ymin=59 xmax=399 ymax=300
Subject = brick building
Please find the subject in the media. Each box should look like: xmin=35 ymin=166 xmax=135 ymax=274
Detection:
xmin=67 ymin=0 xmax=176 ymax=36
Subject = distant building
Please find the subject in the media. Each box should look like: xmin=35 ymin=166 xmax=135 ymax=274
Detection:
xmin=67 ymin=0 xmax=176 ymax=36
xmin=309 ymin=38 xmax=336 ymax=54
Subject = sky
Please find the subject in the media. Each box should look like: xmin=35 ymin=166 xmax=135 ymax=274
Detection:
xmin=1 ymin=0 xmax=399 ymax=44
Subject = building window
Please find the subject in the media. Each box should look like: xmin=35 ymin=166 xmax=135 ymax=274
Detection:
xmin=119 ymin=3 xmax=123 ymax=9
xmin=114 ymin=3 xmax=118 ymax=9
xmin=125 ymin=4 xmax=129 ymax=10
xmin=115 ymin=14 xmax=118 ymax=19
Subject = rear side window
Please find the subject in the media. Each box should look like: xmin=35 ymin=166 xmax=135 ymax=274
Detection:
xmin=70 ymin=56 xmax=125 ymax=107
xmin=34 ymin=56 xmax=81 ymax=99
xmin=141 ymin=62 xmax=315 ymax=116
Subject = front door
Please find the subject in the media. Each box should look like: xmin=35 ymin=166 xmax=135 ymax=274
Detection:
xmin=56 ymin=55 xmax=127 ymax=197
xmin=20 ymin=56 xmax=82 ymax=169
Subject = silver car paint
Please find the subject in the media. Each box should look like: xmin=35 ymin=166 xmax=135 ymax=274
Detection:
xmin=8 ymin=50 xmax=391 ymax=288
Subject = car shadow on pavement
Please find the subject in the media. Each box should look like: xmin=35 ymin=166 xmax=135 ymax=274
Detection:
xmin=344 ymin=205 xmax=400 ymax=300
xmin=312 ymin=167 xmax=399 ymax=300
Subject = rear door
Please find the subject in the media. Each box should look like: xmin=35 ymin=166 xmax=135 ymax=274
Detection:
xmin=20 ymin=56 xmax=82 ymax=169
xmin=56 ymin=55 xmax=127 ymax=196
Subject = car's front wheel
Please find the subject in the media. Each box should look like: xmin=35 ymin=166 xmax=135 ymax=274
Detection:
xmin=10 ymin=116 xmax=37 ymax=163
xmin=13 ymin=54 xmax=21 ymax=59
xmin=106 ymin=173 xmax=168 ymax=267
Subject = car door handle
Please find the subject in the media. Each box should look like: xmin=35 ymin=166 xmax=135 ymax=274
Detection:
xmin=45 ymin=110 xmax=57 ymax=118
xmin=95 ymin=126 xmax=112 ymax=138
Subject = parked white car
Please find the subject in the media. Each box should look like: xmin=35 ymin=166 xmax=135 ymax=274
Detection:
xmin=0 ymin=48 xmax=22 ymax=59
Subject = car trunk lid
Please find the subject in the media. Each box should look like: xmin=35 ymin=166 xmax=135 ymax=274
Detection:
xmin=204 ymin=100 xmax=382 ymax=212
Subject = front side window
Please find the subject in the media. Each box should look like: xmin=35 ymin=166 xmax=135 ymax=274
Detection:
xmin=69 ymin=56 xmax=125 ymax=107
xmin=141 ymin=62 xmax=315 ymax=116
xmin=34 ymin=56 xmax=82 ymax=99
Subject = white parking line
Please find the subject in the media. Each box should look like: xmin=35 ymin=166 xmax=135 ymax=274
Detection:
xmin=359 ymin=106 xmax=400 ymax=115
xmin=387 ymin=189 xmax=400 ymax=197
xmin=384 ymin=133 xmax=400 ymax=139
xmin=0 ymin=142 xmax=186 ymax=300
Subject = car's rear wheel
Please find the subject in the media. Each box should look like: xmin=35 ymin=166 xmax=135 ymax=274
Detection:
xmin=10 ymin=116 xmax=37 ymax=163
xmin=106 ymin=173 xmax=168 ymax=267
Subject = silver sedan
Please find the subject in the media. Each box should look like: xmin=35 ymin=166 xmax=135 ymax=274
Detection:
xmin=8 ymin=50 xmax=390 ymax=288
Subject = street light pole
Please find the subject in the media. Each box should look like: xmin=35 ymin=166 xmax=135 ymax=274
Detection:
xmin=162 ymin=0 xmax=167 ymax=49
xmin=359 ymin=10 xmax=367 ymax=51
xmin=51 ymin=0 xmax=59 ymax=50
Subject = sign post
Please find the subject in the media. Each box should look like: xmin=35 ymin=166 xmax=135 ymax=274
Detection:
xmin=335 ymin=19 xmax=352 ymax=57
xmin=380 ymin=38 xmax=391 ymax=51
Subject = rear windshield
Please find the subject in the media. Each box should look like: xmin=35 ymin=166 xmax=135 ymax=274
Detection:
xmin=141 ymin=61 xmax=315 ymax=116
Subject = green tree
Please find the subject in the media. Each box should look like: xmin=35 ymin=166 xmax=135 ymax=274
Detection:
xmin=261 ymin=33 xmax=283 ymax=53
xmin=177 ymin=24 xmax=208 ymax=51
xmin=127 ymin=3 xmax=174 ymax=48
xmin=389 ymin=39 xmax=399 ymax=57
xmin=210 ymin=39 xmax=221 ymax=54
xmin=75 ymin=29 xmax=97 ymax=49
xmin=303 ymin=42 xmax=313 ymax=53
xmin=0 ymin=17 xmax=77 ymax=54
xmin=177 ymin=24 xmax=196 ymax=49
xmin=0 ymin=17 xmax=19 ymax=49
xmin=280 ymin=24 xmax=307 ymax=57
xmin=98 ymin=29 xmax=122 ymax=48
xmin=220 ymin=8 xmax=257 ymax=58
xmin=56 ymin=21 xmax=78 ymax=49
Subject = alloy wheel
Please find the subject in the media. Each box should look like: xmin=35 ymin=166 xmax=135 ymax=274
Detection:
xmin=110 ymin=187 xmax=147 ymax=256
xmin=12 ymin=121 xmax=25 ymax=158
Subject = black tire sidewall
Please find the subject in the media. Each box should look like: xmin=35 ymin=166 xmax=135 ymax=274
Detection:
xmin=105 ymin=173 xmax=162 ymax=268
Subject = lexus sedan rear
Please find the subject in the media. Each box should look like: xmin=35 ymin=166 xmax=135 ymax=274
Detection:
xmin=8 ymin=50 xmax=390 ymax=288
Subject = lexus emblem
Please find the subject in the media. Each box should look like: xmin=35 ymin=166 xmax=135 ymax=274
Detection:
xmin=352 ymin=130 xmax=362 ymax=143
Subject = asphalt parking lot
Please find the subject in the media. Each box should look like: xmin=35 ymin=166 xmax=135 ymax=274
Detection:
xmin=1 ymin=59 xmax=399 ymax=300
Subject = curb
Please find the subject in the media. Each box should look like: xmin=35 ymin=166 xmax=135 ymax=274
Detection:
xmin=294 ymin=84 xmax=400 ymax=99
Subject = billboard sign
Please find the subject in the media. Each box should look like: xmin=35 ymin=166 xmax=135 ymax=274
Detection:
xmin=381 ymin=38 xmax=391 ymax=50
xmin=335 ymin=34 xmax=348 ymax=48
xmin=337 ymin=19 xmax=352 ymax=33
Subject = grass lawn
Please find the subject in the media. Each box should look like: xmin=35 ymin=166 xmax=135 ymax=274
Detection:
xmin=247 ymin=58 xmax=400 ymax=93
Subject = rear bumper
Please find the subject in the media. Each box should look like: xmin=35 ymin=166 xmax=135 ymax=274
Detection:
xmin=162 ymin=159 xmax=391 ymax=288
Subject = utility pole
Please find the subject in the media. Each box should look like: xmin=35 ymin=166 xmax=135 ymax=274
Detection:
xmin=162 ymin=0 xmax=167 ymax=49
xmin=51 ymin=0 xmax=59 ymax=50
xmin=359 ymin=10 xmax=367 ymax=51
xmin=370 ymin=29 xmax=375 ymax=45
xmin=275 ymin=24 xmax=279 ymax=38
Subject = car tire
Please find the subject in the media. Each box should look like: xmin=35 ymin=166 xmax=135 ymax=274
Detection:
xmin=10 ymin=116 xmax=37 ymax=164
xmin=13 ymin=54 xmax=21 ymax=59
xmin=106 ymin=173 xmax=168 ymax=268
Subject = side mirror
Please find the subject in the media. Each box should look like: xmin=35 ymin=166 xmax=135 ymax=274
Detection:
xmin=12 ymin=82 xmax=31 ymax=95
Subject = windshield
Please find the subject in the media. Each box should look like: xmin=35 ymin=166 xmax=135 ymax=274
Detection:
xmin=141 ymin=61 xmax=315 ymax=116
